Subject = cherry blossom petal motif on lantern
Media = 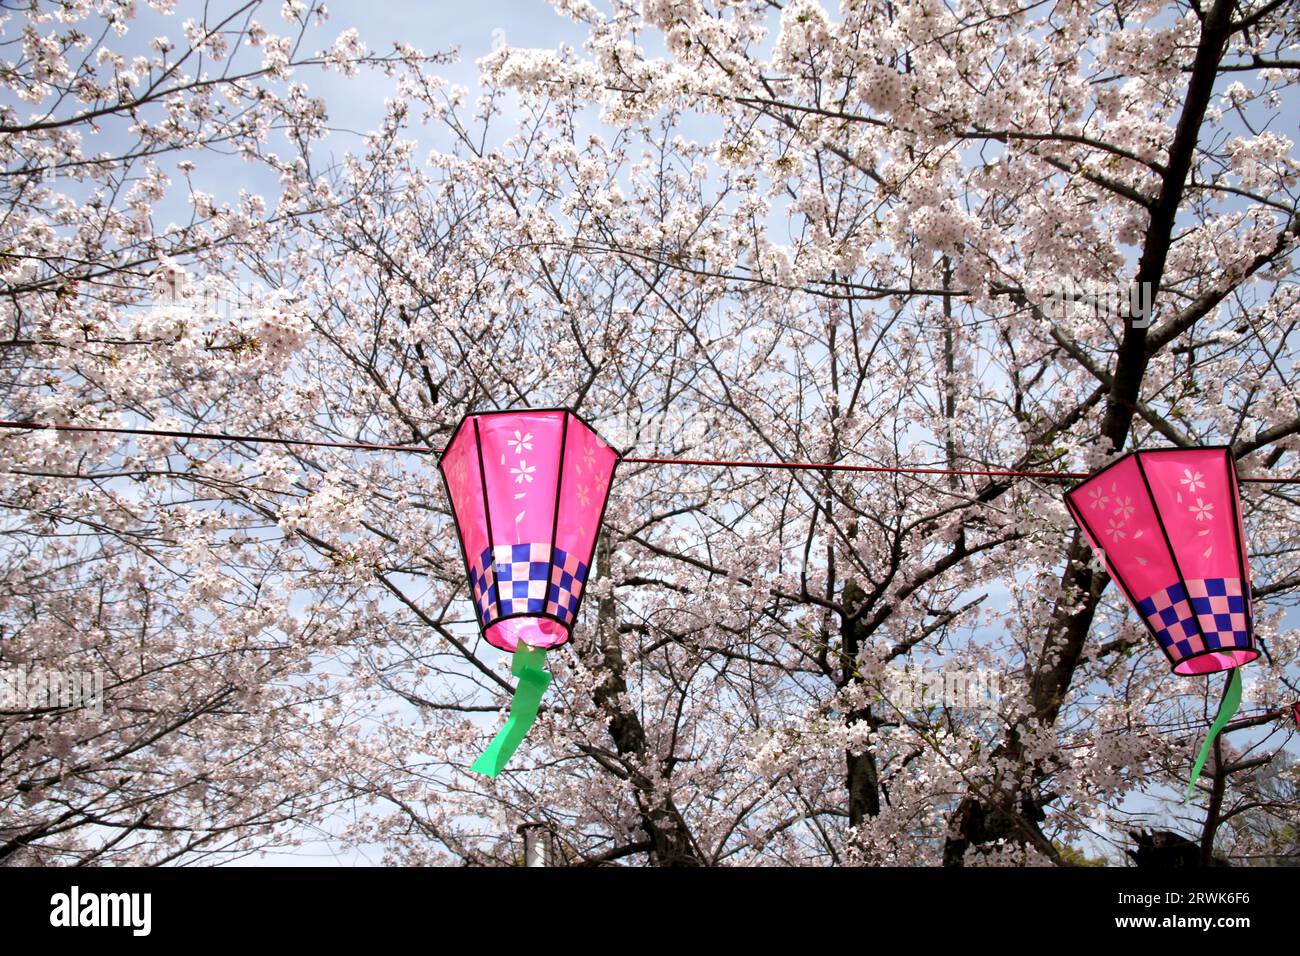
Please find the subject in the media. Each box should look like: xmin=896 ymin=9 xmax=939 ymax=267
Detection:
xmin=438 ymin=408 xmax=620 ymax=776
xmin=1064 ymin=446 xmax=1258 ymax=802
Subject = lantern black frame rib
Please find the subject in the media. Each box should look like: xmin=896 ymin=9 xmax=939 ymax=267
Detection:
xmin=1224 ymin=454 xmax=1255 ymax=635
xmin=1063 ymin=445 xmax=1258 ymax=675
xmin=437 ymin=406 xmax=624 ymax=649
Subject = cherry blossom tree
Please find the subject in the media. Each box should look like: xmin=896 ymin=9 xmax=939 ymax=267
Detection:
xmin=0 ymin=0 xmax=449 ymax=864
xmin=3 ymin=0 xmax=1298 ymax=866
xmin=443 ymin=0 xmax=1300 ymax=865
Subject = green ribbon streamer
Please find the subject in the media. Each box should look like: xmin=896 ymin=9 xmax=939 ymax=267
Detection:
xmin=470 ymin=643 xmax=551 ymax=778
xmin=1185 ymin=667 xmax=1243 ymax=803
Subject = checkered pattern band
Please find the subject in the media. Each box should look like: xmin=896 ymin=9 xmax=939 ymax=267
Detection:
xmin=1135 ymin=577 xmax=1251 ymax=664
xmin=467 ymin=543 xmax=589 ymax=628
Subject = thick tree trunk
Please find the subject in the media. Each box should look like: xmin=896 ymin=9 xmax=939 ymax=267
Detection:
xmin=943 ymin=0 xmax=1241 ymax=865
xmin=841 ymin=581 xmax=882 ymax=833
xmin=586 ymin=538 xmax=703 ymax=866
xmin=846 ymin=708 xmax=882 ymax=828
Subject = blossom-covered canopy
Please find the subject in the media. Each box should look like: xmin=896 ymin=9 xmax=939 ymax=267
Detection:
xmin=1065 ymin=447 xmax=1257 ymax=676
xmin=438 ymin=408 xmax=619 ymax=652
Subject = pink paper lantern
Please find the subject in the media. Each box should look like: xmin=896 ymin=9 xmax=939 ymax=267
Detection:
xmin=1065 ymin=447 xmax=1257 ymax=676
xmin=438 ymin=408 xmax=620 ymax=652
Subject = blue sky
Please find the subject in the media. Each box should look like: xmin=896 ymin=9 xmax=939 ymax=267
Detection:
xmin=321 ymin=0 xmax=589 ymax=131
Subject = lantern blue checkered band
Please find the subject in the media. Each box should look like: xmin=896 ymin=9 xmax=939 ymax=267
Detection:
xmin=468 ymin=543 xmax=589 ymax=627
xmin=1135 ymin=577 xmax=1250 ymax=664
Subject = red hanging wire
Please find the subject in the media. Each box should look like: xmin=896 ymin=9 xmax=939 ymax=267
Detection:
xmin=1 ymin=419 xmax=1297 ymax=483
xmin=621 ymin=454 xmax=1088 ymax=480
